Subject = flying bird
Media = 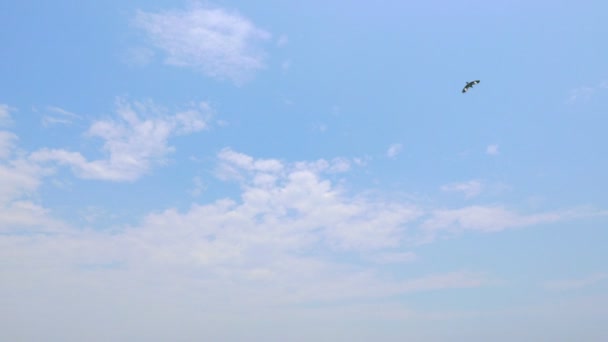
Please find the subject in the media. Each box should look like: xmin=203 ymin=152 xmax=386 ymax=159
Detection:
xmin=462 ymin=80 xmax=480 ymax=93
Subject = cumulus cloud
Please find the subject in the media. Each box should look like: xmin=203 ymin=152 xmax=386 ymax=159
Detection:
xmin=0 ymin=125 xmax=65 ymax=233
xmin=0 ymin=149 xmax=493 ymax=337
xmin=30 ymin=99 xmax=212 ymax=181
xmin=2 ymin=145 xmax=606 ymax=340
xmin=133 ymin=3 xmax=271 ymax=83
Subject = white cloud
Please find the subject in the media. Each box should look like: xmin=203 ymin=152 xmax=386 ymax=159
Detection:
xmin=0 ymin=129 xmax=65 ymax=233
xmin=123 ymin=46 xmax=155 ymax=67
xmin=0 ymin=160 xmax=45 ymax=206
xmin=203 ymin=149 xmax=422 ymax=252
xmin=367 ymin=251 xmax=417 ymax=264
xmin=1 ymin=146 xmax=606 ymax=340
xmin=0 ymin=131 xmax=17 ymax=159
xmin=30 ymin=99 xmax=212 ymax=181
xmin=420 ymin=206 xmax=599 ymax=240
xmin=568 ymin=86 xmax=595 ymax=103
xmin=0 ymin=150 xmax=493 ymax=332
xmin=386 ymin=143 xmax=403 ymax=159
xmin=40 ymin=105 xmax=82 ymax=127
xmin=567 ymin=80 xmax=608 ymax=103
xmin=189 ymin=176 xmax=206 ymax=197
xmin=545 ymin=273 xmax=608 ymax=291
xmin=486 ymin=144 xmax=499 ymax=155
xmin=0 ymin=104 xmax=14 ymax=126
xmin=134 ymin=3 xmax=271 ymax=83
xmin=441 ymin=180 xmax=483 ymax=199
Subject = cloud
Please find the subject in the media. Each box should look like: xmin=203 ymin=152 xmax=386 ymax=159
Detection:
xmin=420 ymin=206 xmax=601 ymax=241
xmin=441 ymin=180 xmax=483 ymax=199
xmin=386 ymin=143 xmax=403 ymax=159
xmin=0 ymin=104 xmax=14 ymax=126
xmin=0 ymin=131 xmax=17 ymax=159
xmin=1 ymin=146 xmax=606 ymax=340
xmin=40 ymin=105 xmax=82 ymax=127
xmin=0 ymin=149 xmax=491 ymax=330
xmin=123 ymin=46 xmax=155 ymax=67
xmin=545 ymin=273 xmax=608 ymax=291
xmin=568 ymin=86 xmax=595 ymax=103
xmin=133 ymin=3 xmax=271 ymax=83
xmin=367 ymin=251 xmax=417 ymax=264
xmin=486 ymin=144 xmax=499 ymax=155
xmin=0 ymin=127 xmax=65 ymax=233
xmin=30 ymin=99 xmax=212 ymax=181
xmin=567 ymin=80 xmax=608 ymax=103
xmin=189 ymin=176 xmax=206 ymax=197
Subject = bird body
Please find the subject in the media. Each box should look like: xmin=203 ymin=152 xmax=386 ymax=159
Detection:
xmin=462 ymin=80 xmax=480 ymax=93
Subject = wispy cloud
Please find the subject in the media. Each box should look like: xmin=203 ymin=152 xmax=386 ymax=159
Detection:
xmin=386 ymin=143 xmax=403 ymax=159
xmin=568 ymin=86 xmax=595 ymax=103
xmin=0 ymin=104 xmax=14 ymax=126
xmin=40 ymin=105 xmax=82 ymax=127
xmin=441 ymin=180 xmax=483 ymax=199
xmin=189 ymin=176 xmax=206 ymax=197
xmin=281 ymin=59 xmax=291 ymax=72
xmin=567 ymin=80 xmax=608 ymax=103
xmin=421 ymin=206 xmax=603 ymax=241
xmin=123 ymin=46 xmax=155 ymax=67
xmin=30 ymin=99 xmax=212 ymax=181
xmin=545 ymin=273 xmax=608 ymax=291
xmin=133 ymin=3 xmax=271 ymax=83
xmin=367 ymin=251 xmax=417 ymax=264
xmin=0 ymin=131 xmax=17 ymax=159
xmin=486 ymin=144 xmax=499 ymax=156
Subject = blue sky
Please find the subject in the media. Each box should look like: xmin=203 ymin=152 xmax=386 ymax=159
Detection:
xmin=1 ymin=1 xmax=608 ymax=340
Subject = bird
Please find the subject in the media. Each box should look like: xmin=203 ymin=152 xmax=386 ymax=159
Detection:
xmin=462 ymin=80 xmax=480 ymax=93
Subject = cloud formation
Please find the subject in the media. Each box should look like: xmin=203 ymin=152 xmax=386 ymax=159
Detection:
xmin=30 ymin=99 xmax=212 ymax=181
xmin=0 ymin=108 xmax=65 ymax=233
xmin=441 ymin=180 xmax=483 ymax=199
xmin=0 ymin=104 xmax=14 ymax=126
xmin=2 ymin=143 xmax=606 ymax=340
xmin=386 ymin=143 xmax=403 ymax=159
xmin=39 ymin=105 xmax=82 ymax=127
xmin=134 ymin=3 xmax=271 ymax=83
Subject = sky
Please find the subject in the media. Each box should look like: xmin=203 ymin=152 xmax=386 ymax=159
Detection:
xmin=1 ymin=0 xmax=608 ymax=341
